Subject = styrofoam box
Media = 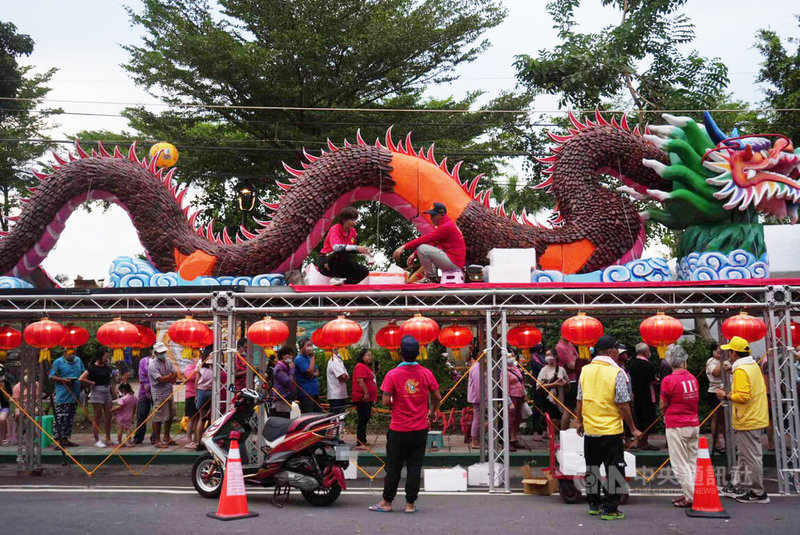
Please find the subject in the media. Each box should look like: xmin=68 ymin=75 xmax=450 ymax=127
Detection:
xmin=343 ymin=452 xmax=360 ymax=480
xmin=486 ymin=264 xmax=532 ymax=283
xmin=361 ymin=272 xmax=406 ymax=285
xmin=556 ymin=449 xmax=637 ymax=479
xmin=424 ymin=466 xmax=468 ymax=491
xmin=467 ymin=462 xmax=503 ymax=487
xmin=303 ymin=264 xmax=331 ymax=285
xmin=486 ymin=248 xmax=537 ymax=267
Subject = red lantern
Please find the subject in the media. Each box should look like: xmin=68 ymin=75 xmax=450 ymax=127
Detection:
xmin=561 ymin=312 xmax=604 ymax=361
xmin=722 ymin=312 xmax=767 ymax=343
xmin=248 ymin=316 xmax=289 ymax=357
xmin=97 ymin=318 xmax=140 ymax=362
xmin=401 ymin=313 xmax=440 ymax=360
xmin=311 ymin=327 xmax=333 ymax=357
xmin=438 ymin=325 xmax=473 ymax=361
xmin=61 ymin=324 xmax=90 ymax=354
xmin=376 ymin=321 xmax=403 ymax=361
xmin=639 ymin=312 xmax=683 ymax=359
xmin=168 ymin=316 xmax=211 ymax=359
xmin=201 ymin=327 xmax=214 ymax=348
xmin=322 ymin=316 xmax=363 ymax=360
xmin=776 ymin=321 xmax=800 ymax=346
xmin=0 ymin=326 xmax=22 ymax=362
xmin=130 ymin=325 xmax=157 ymax=358
xmin=24 ymin=318 xmax=65 ymax=364
xmin=507 ymin=324 xmax=543 ymax=364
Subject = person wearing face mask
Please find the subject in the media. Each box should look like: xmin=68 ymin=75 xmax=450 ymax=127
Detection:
xmin=79 ymin=349 xmax=115 ymax=448
xmin=148 ymin=342 xmax=178 ymax=448
xmin=272 ymin=346 xmax=296 ymax=418
xmin=49 ymin=349 xmax=87 ymax=448
xmin=317 ymin=206 xmax=372 ymax=285
xmin=536 ymin=349 xmax=570 ymax=430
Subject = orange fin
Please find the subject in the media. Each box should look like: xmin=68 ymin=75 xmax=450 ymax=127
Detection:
xmin=539 ymin=239 xmax=596 ymax=274
xmin=173 ymin=248 xmax=217 ymax=280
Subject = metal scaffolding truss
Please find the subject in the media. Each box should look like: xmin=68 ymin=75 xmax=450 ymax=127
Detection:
xmin=2 ymin=280 xmax=799 ymax=493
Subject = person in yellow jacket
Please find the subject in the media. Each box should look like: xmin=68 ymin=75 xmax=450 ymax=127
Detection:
xmin=576 ymin=335 xmax=642 ymax=521
xmin=715 ymin=336 xmax=770 ymax=504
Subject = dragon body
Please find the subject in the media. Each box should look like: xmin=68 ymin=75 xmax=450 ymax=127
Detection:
xmin=1 ymin=112 xmax=797 ymax=282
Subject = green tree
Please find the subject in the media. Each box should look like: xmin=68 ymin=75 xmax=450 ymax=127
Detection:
xmin=120 ymin=0 xmax=535 ymax=258
xmin=755 ymin=15 xmax=800 ymax=146
xmin=0 ymin=22 xmax=60 ymax=231
xmin=514 ymin=0 xmax=729 ymax=121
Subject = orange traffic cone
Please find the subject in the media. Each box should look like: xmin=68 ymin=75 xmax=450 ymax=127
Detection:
xmin=207 ymin=431 xmax=259 ymax=521
xmin=686 ymin=436 xmax=729 ymax=519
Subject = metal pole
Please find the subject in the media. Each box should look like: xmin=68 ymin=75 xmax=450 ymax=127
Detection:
xmin=719 ymin=322 xmax=737 ymax=489
xmin=499 ymin=309 xmax=511 ymax=492
xmin=211 ymin=313 xmax=222 ymax=420
xmin=479 ymin=350 xmax=486 ymax=464
xmin=485 ymin=310 xmax=495 ymax=492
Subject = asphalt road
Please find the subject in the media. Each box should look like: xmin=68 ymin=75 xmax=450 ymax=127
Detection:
xmin=0 ymin=477 xmax=797 ymax=535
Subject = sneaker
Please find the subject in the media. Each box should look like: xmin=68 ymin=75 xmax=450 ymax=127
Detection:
xmin=329 ymin=277 xmax=346 ymax=286
xmin=94 ymin=440 xmax=107 ymax=448
xmin=600 ymin=510 xmax=625 ymax=521
xmin=719 ymin=485 xmax=744 ymax=498
xmin=588 ymin=508 xmax=601 ymax=516
xmin=735 ymin=491 xmax=770 ymax=504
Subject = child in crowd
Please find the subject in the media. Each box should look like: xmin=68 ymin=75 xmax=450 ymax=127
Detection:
xmin=111 ymin=383 xmax=137 ymax=447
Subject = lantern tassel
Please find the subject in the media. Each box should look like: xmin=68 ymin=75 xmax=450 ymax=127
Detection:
xmin=578 ymin=345 xmax=592 ymax=361
xmin=38 ymin=348 xmax=51 ymax=364
xmin=520 ymin=348 xmax=531 ymax=366
xmin=420 ymin=346 xmax=428 ymax=361
xmin=657 ymin=345 xmax=667 ymax=359
xmin=181 ymin=347 xmax=192 ymax=360
xmin=112 ymin=348 xmax=125 ymax=362
xmin=453 ymin=348 xmax=461 ymax=361
xmin=132 ymin=349 xmax=141 ymax=358
xmin=390 ymin=349 xmax=400 ymax=362
xmin=0 ymin=350 xmax=6 ymax=362
xmin=340 ymin=347 xmax=350 ymax=361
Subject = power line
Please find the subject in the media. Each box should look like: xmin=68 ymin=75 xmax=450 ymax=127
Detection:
xmin=2 ymin=96 xmax=800 ymax=114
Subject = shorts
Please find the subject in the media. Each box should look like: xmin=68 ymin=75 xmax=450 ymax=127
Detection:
xmin=196 ymin=389 xmax=212 ymax=415
xmin=706 ymin=392 xmax=721 ymax=408
xmin=89 ymin=385 xmax=113 ymax=404
xmin=152 ymin=399 xmax=176 ymax=423
xmin=185 ymin=396 xmax=197 ymax=418
xmin=0 ymin=407 xmax=9 ymax=415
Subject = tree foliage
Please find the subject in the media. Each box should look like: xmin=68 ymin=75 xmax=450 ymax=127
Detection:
xmin=0 ymin=21 xmax=60 ymax=231
xmin=120 ymin=0 xmax=536 ymax=257
xmin=755 ymin=15 xmax=800 ymax=146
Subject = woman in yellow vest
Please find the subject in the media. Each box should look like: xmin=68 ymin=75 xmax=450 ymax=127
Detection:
xmin=715 ymin=336 xmax=770 ymax=504
xmin=576 ymin=335 xmax=642 ymax=521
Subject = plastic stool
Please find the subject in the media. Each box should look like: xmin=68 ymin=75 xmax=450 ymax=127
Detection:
xmin=427 ymin=431 xmax=444 ymax=450
xmin=440 ymin=270 xmax=464 ymax=284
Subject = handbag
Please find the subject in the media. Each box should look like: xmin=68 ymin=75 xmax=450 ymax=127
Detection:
xmin=521 ymin=401 xmax=533 ymax=419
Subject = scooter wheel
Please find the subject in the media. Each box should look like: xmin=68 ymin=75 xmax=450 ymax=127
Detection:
xmin=301 ymin=482 xmax=342 ymax=507
xmin=559 ymin=479 xmax=581 ymax=504
xmin=192 ymin=453 xmax=223 ymax=498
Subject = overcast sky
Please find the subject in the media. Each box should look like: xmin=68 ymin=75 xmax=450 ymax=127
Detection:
xmin=4 ymin=0 xmax=798 ymax=282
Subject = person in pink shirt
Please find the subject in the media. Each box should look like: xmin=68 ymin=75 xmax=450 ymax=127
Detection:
xmin=392 ymin=202 xmax=466 ymax=283
xmin=317 ymin=206 xmax=372 ymax=284
xmin=182 ymin=353 xmax=199 ymax=449
xmin=370 ymin=336 xmax=441 ymax=514
xmin=111 ymin=383 xmax=137 ymax=447
xmin=507 ymin=357 xmax=526 ymax=451
xmin=352 ymin=349 xmax=378 ymax=449
xmin=659 ymin=344 xmax=700 ymax=508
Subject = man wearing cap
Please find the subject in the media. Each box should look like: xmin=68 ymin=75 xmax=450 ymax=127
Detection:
xmin=715 ymin=336 xmax=770 ymax=504
xmin=148 ymin=342 xmax=178 ymax=448
xmin=370 ymin=335 xmax=442 ymax=514
xmin=392 ymin=202 xmax=466 ymax=283
xmin=576 ymin=334 xmax=641 ymax=521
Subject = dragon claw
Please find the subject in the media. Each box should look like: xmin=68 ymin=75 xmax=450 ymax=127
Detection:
xmin=642 ymin=159 xmax=668 ymax=177
xmin=646 ymin=189 xmax=671 ymax=202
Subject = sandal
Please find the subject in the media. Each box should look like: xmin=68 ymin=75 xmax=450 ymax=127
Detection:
xmin=672 ymin=497 xmax=692 ymax=508
xmin=369 ymin=504 xmax=393 ymax=513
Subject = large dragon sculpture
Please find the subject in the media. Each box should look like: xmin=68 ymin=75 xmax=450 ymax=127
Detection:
xmin=1 ymin=112 xmax=798 ymax=282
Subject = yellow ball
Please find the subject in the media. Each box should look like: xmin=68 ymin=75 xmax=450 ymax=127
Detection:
xmin=149 ymin=142 xmax=179 ymax=168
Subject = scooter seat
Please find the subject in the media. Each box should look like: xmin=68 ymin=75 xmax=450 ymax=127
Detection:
xmin=263 ymin=416 xmax=293 ymax=441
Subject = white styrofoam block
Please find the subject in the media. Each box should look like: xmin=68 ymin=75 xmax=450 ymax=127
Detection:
xmin=486 ymin=264 xmax=532 ymax=283
xmin=343 ymin=452 xmax=360 ymax=479
xmin=304 ymin=264 xmax=331 ymax=285
xmin=424 ymin=467 xmax=468 ymax=491
xmin=556 ymin=449 xmax=637 ymax=479
xmin=487 ymin=248 xmax=537 ymax=267
xmin=363 ymin=272 xmax=406 ymax=285
xmin=764 ymin=224 xmax=796 ymax=277
xmin=559 ymin=428 xmax=584 ymax=454
xmin=467 ymin=462 xmax=502 ymax=486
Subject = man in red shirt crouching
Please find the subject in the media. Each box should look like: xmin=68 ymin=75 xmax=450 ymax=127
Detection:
xmin=393 ymin=202 xmax=466 ymax=283
xmin=369 ymin=336 xmax=441 ymax=514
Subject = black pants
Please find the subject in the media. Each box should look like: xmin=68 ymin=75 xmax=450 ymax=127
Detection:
xmin=584 ymin=434 xmax=627 ymax=513
xmin=133 ymin=397 xmax=155 ymax=444
xmin=53 ymin=403 xmax=77 ymax=441
xmin=317 ymin=252 xmax=369 ymax=284
xmin=355 ymin=401 xmax=373 ymax=445
xmin=383 ymin=429 xmax=428 ymax=504
xmin=329 ymin=398 xmax=347 ymax=414
xmin=298 ymin=394 xmax=320 ymax=414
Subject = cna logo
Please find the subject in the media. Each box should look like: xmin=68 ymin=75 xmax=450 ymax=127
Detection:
xmin=404 ymin=378 xmax=419 ymax=395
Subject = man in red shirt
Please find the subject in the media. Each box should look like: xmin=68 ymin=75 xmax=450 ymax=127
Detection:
xmin=317 ymin=206 xmax=372 ymax=284
xmin=392 ymin=202 xmax=466 ymax=283
xmin=659 ymin=344 xmax=700 ymax=508
xmin=370 ymin=336 xmax=441 ymax=514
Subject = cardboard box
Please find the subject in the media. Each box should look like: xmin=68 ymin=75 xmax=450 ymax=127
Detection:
xmin=424 ymin=466 xmax=468 ymax=492
xmin=467 ymin=462 xmax=503 ymax=487
xmin=486 ymin=248 xmax=537 ymax=267
xmin=521 ymin=464 xmax=558 ymax=495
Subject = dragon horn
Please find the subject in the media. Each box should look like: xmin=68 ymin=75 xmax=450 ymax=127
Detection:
xmin=702 ymin=111 xmax=728 ymax=145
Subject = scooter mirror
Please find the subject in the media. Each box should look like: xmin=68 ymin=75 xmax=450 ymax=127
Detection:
xmin=228 ymin=384 xmax=236 ymax=392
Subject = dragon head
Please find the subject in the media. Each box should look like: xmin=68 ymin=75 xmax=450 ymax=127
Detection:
xmin=702 ymin=112 xmax=800 ymax=222
xmin=642 ymin=112 xmax=800 ymax=229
